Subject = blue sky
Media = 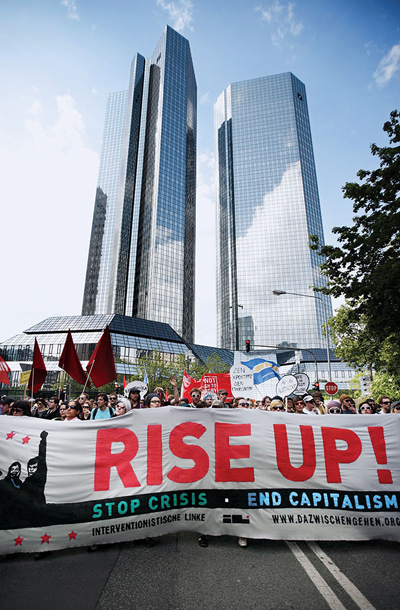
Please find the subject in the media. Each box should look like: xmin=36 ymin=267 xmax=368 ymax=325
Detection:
xmin=1 ymin=0 xmax=399 ymax=347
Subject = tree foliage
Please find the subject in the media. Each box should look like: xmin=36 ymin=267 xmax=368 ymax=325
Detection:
xmin=311 ymin=110 xmax=400 ymax=376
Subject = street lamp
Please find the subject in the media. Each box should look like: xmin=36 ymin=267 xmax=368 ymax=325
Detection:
xmin=272 ymin=289 xmax=332 ymax=382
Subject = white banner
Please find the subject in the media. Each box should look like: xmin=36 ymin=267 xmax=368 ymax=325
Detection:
xmin=1 ymin=409 xmax=400 ymax=554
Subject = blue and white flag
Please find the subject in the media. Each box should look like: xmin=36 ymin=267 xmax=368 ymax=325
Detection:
xmin=143 ymin=364 xmax=149 ymax=385
xmin=241 ymin=358 xmax=280 ymax=385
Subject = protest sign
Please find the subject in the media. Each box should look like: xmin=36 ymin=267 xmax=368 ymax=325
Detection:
xmin=276 ymin=375 xmax=298 ymax=397
xmin=1 ymin=410 xmax=400 ymax=555
xmin=181 ymin=372 xmax=232 ymax=400
xmin=230 ymin=364 xmax=254 ymax=397
xmin=293 ymin=373 xmax=310 ymax=395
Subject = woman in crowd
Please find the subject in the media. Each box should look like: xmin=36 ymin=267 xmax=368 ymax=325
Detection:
xmin=11 ymin=400 xmax=32 ymax=416
xmin=358 ymin=401 xmax=375 ymax=414
xmin=113 ymin=397 xmax=132 ymax=416
xmin=32 ymin=398 xmax=48 ymax=418
xmin=146 ymin=393 xmax=162 ymax=408
xmin=64 ymin=400 xmax=82 ymax=422
xmin=326 ymin=401 xmax=342 ymax=414
xmin=269 ymin=399 xmax=286 ymax=412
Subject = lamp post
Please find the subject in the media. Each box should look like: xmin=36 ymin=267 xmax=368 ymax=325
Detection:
xmin=272 ymin=289 xmax=332 ymax=382
xmin=229 ymin=304 xmax=243 ymax=351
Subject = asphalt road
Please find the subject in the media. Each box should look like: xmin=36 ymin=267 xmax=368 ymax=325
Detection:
xmin=2 ymin=534 xmax=400 ymax=610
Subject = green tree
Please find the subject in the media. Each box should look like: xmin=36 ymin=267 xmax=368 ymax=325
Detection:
xmin=311 ymin=110 xmax=400 ymax=378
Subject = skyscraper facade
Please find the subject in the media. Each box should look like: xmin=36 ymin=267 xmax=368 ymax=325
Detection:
xmin=82 ymin=26 xmax=196 ymax=342
xmin=215 ymin=72 xmax=332 ymax=351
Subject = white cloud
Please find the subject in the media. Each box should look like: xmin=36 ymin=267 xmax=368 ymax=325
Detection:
xmin=27 ymin=100 xmax=44 ymax=118
xmin=0 ymin=94 xmax=99 ymax=343
xmin=200 ymin=91 xmax=210 ymax=105
xmin=61 ymin=0 xmax=80 ymax=21
xmin=156 ymin=0 xmax=194 ymax=32
xmin=373 ymin=43 xmax=400 ymax=87
xmin=255 ymin=2 xmax=303 ymax=44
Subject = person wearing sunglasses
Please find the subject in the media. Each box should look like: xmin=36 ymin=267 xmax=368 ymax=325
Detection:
xmin=378 ymin=396 xmax=392 ymax=414
xmin=269 ymin=399 xmax=285 ymax=412
xmin=327 ymin=401 xmax=342 ymax=414
xmin=293 ymin=397 xmax=305 ymax=414
xmin=302 ymin=395 xmax=319 ymax=415
xmin=190 ymin=388 xmax=202 ymax=408
xmin=65 ymin=400 xmax=82 ymax=422
xmin=339 ymin=395 xmax=357 ymax=414
xmin=391 ymin=401 xmax=400 ymax=413
xmin=358 ymin=402 xmax=375 ymax=414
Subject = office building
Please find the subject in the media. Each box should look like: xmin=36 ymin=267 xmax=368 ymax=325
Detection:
xmin=82 ymin=26 xmax=196 ymax=343
xmin=215 ymin=72 xmax=333 ymax=351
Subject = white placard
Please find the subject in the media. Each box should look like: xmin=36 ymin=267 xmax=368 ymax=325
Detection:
xmin=293 ymin=373 xmax=310 ymax=395
xmin=230 ymin=364 xmax=254 ymax=397
xmin=124 ymin=381 xmax=148 ymax=399
xmin=276 ymin=374 xmax=298 ymax=397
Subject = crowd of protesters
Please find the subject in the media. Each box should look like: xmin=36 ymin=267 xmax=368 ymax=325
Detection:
xmin=1 ymin=383 xmax=399 ymax=551
xmin=1 ymin=386 xmax=400 ymax=421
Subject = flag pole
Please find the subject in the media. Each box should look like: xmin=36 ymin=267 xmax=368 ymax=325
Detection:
xmin=82 ymin=361 xmax=95 ymax=394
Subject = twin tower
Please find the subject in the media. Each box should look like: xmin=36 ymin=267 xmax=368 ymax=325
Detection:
xmin=82 ymin=26 xmax=331 ymax=350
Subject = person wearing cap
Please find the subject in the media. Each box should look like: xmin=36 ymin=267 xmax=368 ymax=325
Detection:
xmin=302 ymin=395 xmax=319 ymax=415
xmin=1 ymin=397 xmax=14 ymax=415
xmin=339 ymin=395 xmax=357 ymax=414
xmin=145 ymin=393 xmax=162 ymax=408
xmin=128 ymin=387 xmax=141 ymax=409
xmin=326 ymin=401 xmax=342 ymax=414
xmin=113 ymin=397 xmax=132 ymax=416
xmin=210 ymin=399 xmax=225 ymax=408
xmin=293 ymin=396 xmax=305 ymax=414
xmin=217 ymin=389 xmax=231 ymax=408
xmin=391 ymin=401 xmax=400 ymax=413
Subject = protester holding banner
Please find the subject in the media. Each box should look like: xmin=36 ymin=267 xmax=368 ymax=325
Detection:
xmin=327 ymin=401 xmax=342 ymax=414
xmin=11 ymin=400 xmax=32 ymax=416
xmin=90 ymin=394 xmax=114 ymax=420
xmin=145 ymin=393 xmax=162 ymax=408
xmin=189 ymin=388 xmax=202 ymax=408
xmin=65 ymin=400 xmax=82 ymax=422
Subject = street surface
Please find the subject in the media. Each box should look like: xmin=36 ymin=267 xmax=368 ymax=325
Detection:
xmin=2 ymin=533 xmax=400 ymax=610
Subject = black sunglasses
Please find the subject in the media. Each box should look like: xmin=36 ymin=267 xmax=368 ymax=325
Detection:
xmin=272 ymin=406 xmax=284 ymax=410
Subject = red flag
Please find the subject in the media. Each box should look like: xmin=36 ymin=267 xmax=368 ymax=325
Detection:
xmin=0 ymin=354 xmax=11 ymax=386
xmin=59 ymin=330 xmax=90 ymax=387
xmin=165 ymin=388 xmax=169 ymax=399
xmin=123 ymin=376 xmax=127 ymax=389
xmin=181 ymin=371 xmax=199 ymax=399
xmin=86 ymin=326 xmax=117 ymax=388
xmin=28 ymin=339 xmax=47 ymax=394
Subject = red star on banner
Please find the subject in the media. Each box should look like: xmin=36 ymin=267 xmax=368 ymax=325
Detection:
xmin=41 ymin=533 xmax=51 ymax=545
xmin=22 ymin=436 xmax=31 ymax=444
xmin=6 ymin=432 xmax=15 ymax=440
xmin=14 ymin=536 xmax=23 ymax=546
xmin=68 ymin=531 xmax=77 ymax=540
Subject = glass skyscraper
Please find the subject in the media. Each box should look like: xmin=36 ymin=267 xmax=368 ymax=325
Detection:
xmin=82 ymin=26 xmax=196 ymax=343
xmin=215 ymin=72 xmax=332 ymax=351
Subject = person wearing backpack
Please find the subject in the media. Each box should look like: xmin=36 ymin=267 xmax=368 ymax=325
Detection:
xmin=90 ymin=393 xmax=114 ymax=420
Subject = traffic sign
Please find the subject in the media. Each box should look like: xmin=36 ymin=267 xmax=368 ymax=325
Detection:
xmin=325 ymin=381 xmax=338 ymax=395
